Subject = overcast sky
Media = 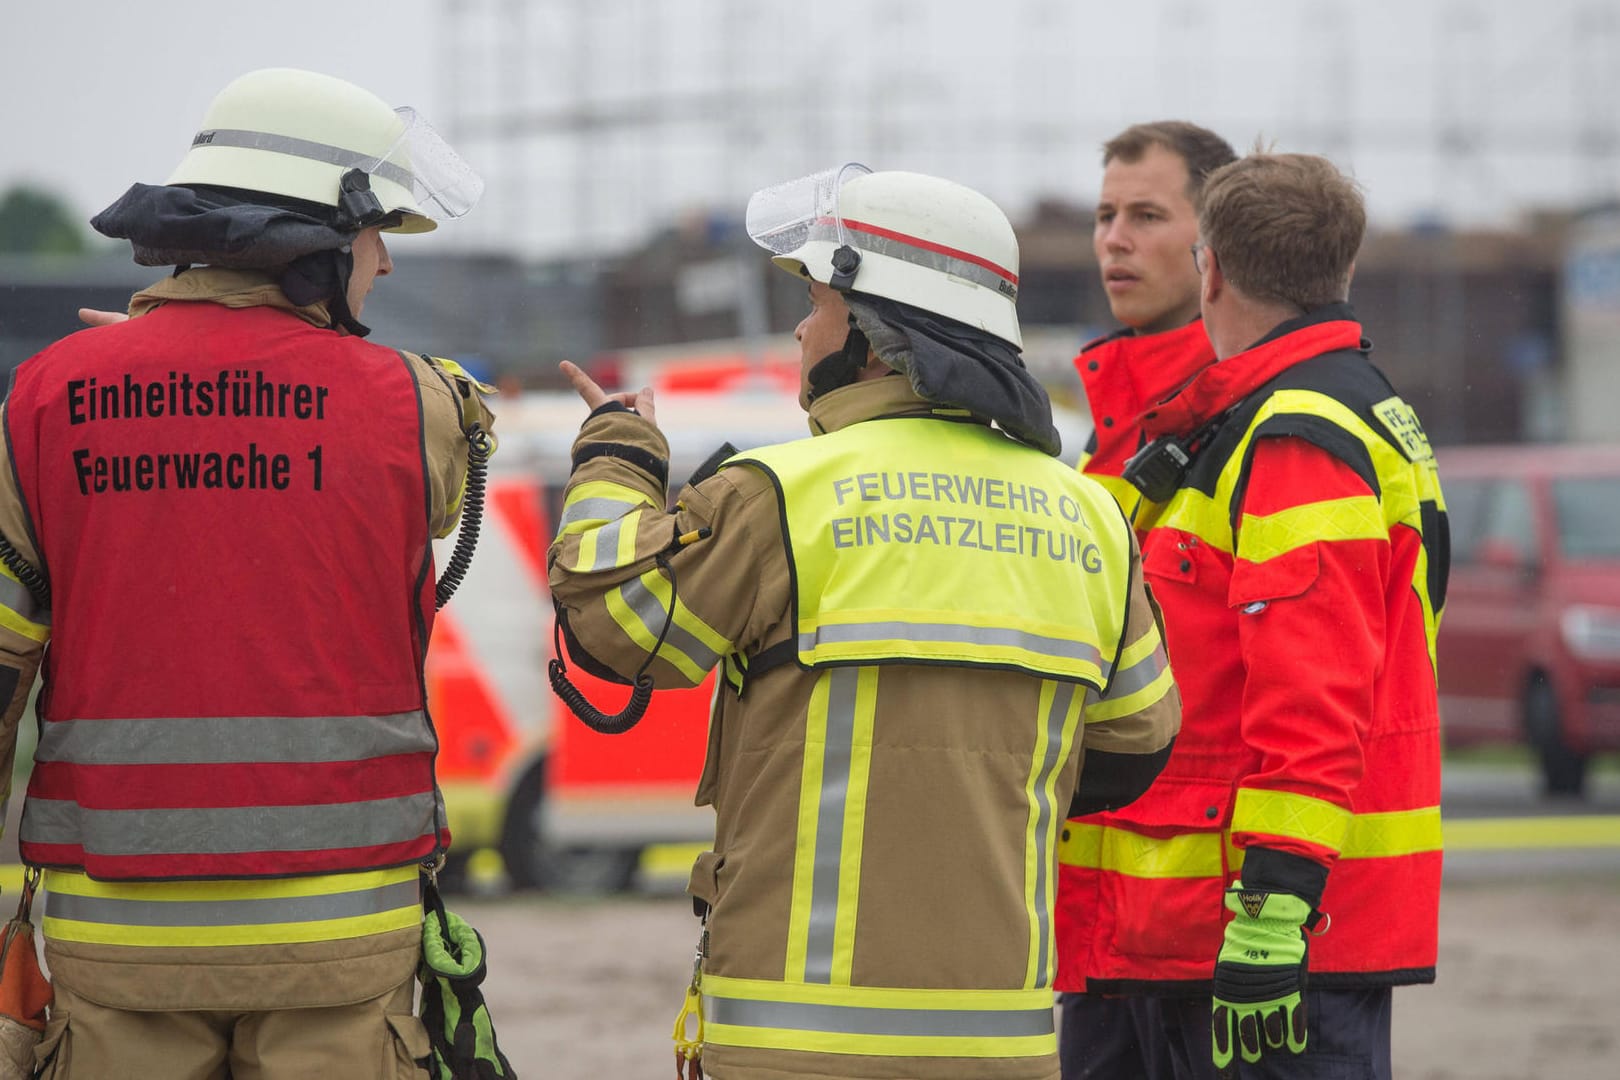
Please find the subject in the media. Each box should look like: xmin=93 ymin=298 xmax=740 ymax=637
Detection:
xmin=7 ymin=0 xmax=1619 ymax=259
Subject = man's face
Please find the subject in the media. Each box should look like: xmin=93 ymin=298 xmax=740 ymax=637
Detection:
xmin=794 ymin=279 xmax=851 ymax=410
xmin=345 ymin=226 xmax=393 ymax=320
xmin=1093 ymin=143 xmax=1203 ymax=334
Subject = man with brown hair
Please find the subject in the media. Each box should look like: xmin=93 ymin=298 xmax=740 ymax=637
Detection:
xmin=1059 ymin=149 xmax=1448 ymax=1080
xmin=1054 ymin=120 xmax=1235 ymax=1077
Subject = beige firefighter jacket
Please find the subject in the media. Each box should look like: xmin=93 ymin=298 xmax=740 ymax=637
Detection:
xmin=549 ymin=376 xmax=1180 ymax=1080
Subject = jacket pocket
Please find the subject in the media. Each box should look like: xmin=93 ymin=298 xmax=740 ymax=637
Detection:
xmin=687 ymin=850 xmax=725 ymax=914
xmin=31 ymin=1014 xmax=69 ymax=1080
xmin=1141 ymin=531 xmax=1203 ymax=589
xmin=386 ymin=1012 xmax=432 ymax=1079
xmin=1228 ymin=541 xmax=1321 ymax=607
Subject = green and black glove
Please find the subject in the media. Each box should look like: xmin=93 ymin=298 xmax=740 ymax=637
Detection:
xmin=1210 ymin=882 xmax=1315 ymax=1077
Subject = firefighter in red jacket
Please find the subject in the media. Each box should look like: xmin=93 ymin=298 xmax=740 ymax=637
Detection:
xmin=1058 ymin=149 xmax=1448 ymax=1079
xmin=0 ymin=68 xmax=490 ymax=1077
xmin=1056 ymin=120 xmax=1237 ymax=1077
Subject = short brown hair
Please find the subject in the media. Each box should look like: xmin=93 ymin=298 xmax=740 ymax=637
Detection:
xmin=1198 ymin=153 xmax=1365 ymax=310
xmin=1102 ymin=121 xmax=1237 ymax=200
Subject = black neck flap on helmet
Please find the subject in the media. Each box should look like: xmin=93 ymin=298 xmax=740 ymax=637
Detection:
xmin=91 ymin=169 xmax=396 ymax=337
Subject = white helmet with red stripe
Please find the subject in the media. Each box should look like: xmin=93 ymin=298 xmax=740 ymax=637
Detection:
xmin=746 ymin=165 xmax=1023 ymax=348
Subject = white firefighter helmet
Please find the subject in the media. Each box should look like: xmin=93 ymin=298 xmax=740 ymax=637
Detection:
xmin=167 ymin=68 xmax=482 ymax=234
xmin=746 ymin=165 xmax=1022 ymax=348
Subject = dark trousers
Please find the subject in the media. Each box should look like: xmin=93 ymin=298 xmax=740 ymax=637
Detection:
xmin=1058 ymin=988 xmax=1392 ymax=1080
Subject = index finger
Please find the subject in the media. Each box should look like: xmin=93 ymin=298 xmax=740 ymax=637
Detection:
xmin=559 ymin=360 xmax=608 ymax=411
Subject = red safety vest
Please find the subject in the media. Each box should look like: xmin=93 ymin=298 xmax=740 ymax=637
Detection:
xmin=7 ymin=302 xmax=447 ymax=879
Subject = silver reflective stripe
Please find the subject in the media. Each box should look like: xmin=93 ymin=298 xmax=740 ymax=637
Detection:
xmin=807 ymin=220 xmax=1017 ymax=299
xmin=800 ymin=621 xmax=1105 ymax=670
xmin=805 ymin=668 xmax=859 ymax=983
xmin=621 ymin=577 xmax=722 ymax=670
xmin=33 ymin=712 xmax=435 ymax=765
xmin=20 ymin=793 xmax=438 ymax=855
xmin=0 ymin=574 xmax=47 ymax=625
xmin=589 ymin=517 xmax=630 ymax=571
xmin=44 ymin=879 xmax=420 ymax=927
xmin=192 ymin=129 xmax=415 ymax=191
xmin=1030 ymin=683 xmax=1074 ymax=987
xmin=1101 ymin=644 xmax=1168 ymax=700
xmin=706 ymin=996 xmax=1054 ymax=1039
xmin=558 ymin=495 xmax=641 ymax=532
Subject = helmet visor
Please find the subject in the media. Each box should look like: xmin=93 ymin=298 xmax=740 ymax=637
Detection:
xmin=746 ymin=163 xmax=871 ymax=255
xmin=368 ymin=107 xmax=484 ymax=222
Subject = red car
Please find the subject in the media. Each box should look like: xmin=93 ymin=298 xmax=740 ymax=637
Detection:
xmin=1436 ymin=444 xmax=1620 ymax=795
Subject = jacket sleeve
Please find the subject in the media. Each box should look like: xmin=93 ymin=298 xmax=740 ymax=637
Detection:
xmin=410 ymin=352 xmax=497 ymax=539
xmin=0 ymin=403 xmax=49 ymax=829
xmin=547 ymin=406 xmax=785 ymax=688
xmin=1227 ymin=435 xmax=1389 ymax=900
xmin=1069 ymin=527 xmax=1181 ymax=818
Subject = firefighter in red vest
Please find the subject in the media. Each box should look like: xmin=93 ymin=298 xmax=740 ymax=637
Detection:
xmin=0 ymin=68 xmax=492 ymax=1077
xmin=1057 ymin=144 xmax=1448 ymax=1078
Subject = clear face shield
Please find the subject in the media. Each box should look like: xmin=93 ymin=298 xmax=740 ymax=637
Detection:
xmin=364 ymin=106 xmax=485 ymax=224
xmin=746 ymin=163 xmax=872 ymax=288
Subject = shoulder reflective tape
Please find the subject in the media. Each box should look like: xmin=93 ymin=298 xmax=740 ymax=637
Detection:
xmin=1022 ymin=681 xmax=1082 ymax=989
xmin=21 ymin=792 xmax=439 ymax=856
xmin=1231 ymin=787 xmax=1352 ymax=853
xmin=190 ymin=129 xmax=415 ymax=192
xmin=810 ymin=218 xmax=1018 ymax=299
xmin=1237 ymin=495 xmax=1386 ymax=564
xmin=33 ymin=712 xmax=435 ymax=765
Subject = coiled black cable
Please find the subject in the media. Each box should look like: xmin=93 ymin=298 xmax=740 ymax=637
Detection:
xmin=0 ymin=533 xmax=49 ymax=611
xmin=550 ymin=545 xmax=688 ymax=735
xmin=435 ymin=423 xmax=493 ymax=610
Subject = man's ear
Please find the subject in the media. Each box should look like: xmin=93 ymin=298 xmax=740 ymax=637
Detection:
xmin=1201 ymin=249 xmax=1222 ymax=308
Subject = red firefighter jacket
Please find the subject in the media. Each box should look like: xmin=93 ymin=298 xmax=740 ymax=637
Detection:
xmin=1056 ymin=305 xmax=1447 ymax=993
xmin=5 ymin=301 xmax=448 ymax=879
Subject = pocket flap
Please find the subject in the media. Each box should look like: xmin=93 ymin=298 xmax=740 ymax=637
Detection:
xmin=686 ymin=850 xmax=725 ymax=907
xmin=1228 ymin=542 xmax=1321 ymax=607
xmin=1142 ymin=534 xmax=1199 ymax=586
xmin=386 ymin=1013 xmax=432 ymax=1059
xmin=1108 ymin=776 xmax=1232 ymax=834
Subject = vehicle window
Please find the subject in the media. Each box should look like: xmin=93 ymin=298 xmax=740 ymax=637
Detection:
xmin=1444 ymin=478 xmax=1487 ymax=564
xmin=1477 ymin=479 xmax=1537 ymax=564
xmin=1553 ymin=476 xmax=1620 ymax=558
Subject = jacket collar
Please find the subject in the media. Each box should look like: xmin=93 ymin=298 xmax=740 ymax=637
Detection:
xmin=807 ymin=375 xmax=968 ymax=437
xmin=1075 ymin=319 xmax=1214 ymax=466
xmin=128 ymin=267 xmax=337 ymax=329
xmin=1141 ymin=304 xmax=1366 ymax=439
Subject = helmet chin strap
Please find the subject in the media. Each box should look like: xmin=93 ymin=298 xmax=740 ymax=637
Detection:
xmin=805 ymin=323 xmax=871 ymax=402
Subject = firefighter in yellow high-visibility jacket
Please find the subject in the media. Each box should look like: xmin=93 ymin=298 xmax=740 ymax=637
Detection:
xmin=549 ymin=166 xmax=1182 ymax=1080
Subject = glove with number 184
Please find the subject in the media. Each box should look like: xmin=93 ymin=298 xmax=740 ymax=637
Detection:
xmin=1210 ymin=883 xmax=1314 ymax=1077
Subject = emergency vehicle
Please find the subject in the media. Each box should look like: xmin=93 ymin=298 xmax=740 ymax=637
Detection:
xmin=429 ymin=353 xmax=1091 ymax=890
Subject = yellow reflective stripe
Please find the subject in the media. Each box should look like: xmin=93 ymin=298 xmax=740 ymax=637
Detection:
xmin=41 ymin=866 xmax=419 ymax=947
xmin=605 ymin=566 xmax=728 ymax=683
xmin=702 ymin=974 xmax=1056 ymax=1058
xmin=558 ymin=479 xmax=656 ymax=537
xmin=0 ymin=603 xmax=48 ymax=643
xmin=566 ymin=507 xmax=646 ymax=573
xmin=1231 ymin=787 xmax=1351 ymax=852
xmin=801 ymin=607 xmax=1108 ymax=684
xmin=785 ymin=672 xmax=831 ymax=981
xmin=1237 ymin=495 xmax=1385 ymax=563
xmin=829 ymin=668 xmax=879 ymax=985
xmin=1140 ymin=485 xmax=1232 ymax=553
xmin=1057 ymin=823 xmax=1227 ymax=878
xmin=1021 ymin=682 xmax=1082 ymax=989
xmin=1338 ymin=805 xmax=1443 ymax=858
xmin=1083 ymin=663 xmax=1175 ymax=724
xmin=701 ymin=1024 xmax=1055 ymax=1059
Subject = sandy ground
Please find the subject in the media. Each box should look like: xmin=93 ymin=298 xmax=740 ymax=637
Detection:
xmin=456 ymin=871 xmax=1620 ymax=1080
